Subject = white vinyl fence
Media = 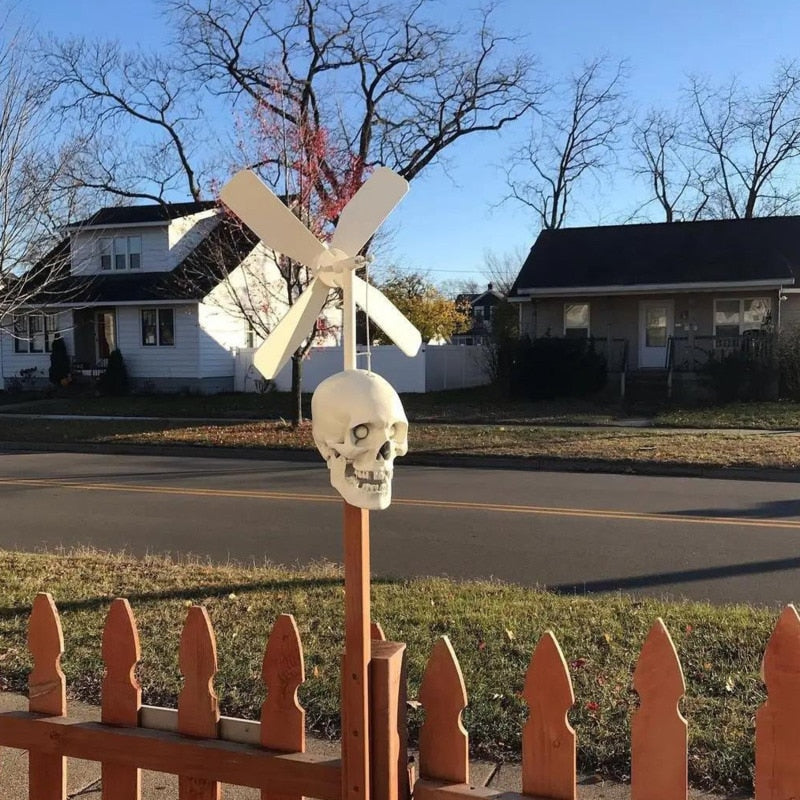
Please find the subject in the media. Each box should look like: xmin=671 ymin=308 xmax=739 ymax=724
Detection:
xmin=234 ymin=344 xmax=490 ymax=393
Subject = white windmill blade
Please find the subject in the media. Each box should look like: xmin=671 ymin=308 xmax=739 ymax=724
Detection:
xmin=352 ymin=275 xmax=422 ymax=357
xmin=331 ymin=167 xmax=409 ymax=256
xmin=221 ymin=170 xmax=335 ymax=268
xmin=253 ymin=278 xmax=330 ymax=378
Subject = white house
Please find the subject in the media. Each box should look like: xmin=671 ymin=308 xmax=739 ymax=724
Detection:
xmin=1 ymin=201 xmax=340 ymax=393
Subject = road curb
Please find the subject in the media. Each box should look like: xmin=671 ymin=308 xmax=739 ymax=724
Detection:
xmin=2 ymin=439 xmax=798 ymax=484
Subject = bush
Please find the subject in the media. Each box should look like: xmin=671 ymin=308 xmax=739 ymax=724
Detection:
xmin=704 ymin=336 xmax=777 ymax=403
xmin=505 ymin=336 xmax=607 ymax=400
xmin=777 ymin=324 xmax=800 ymax=400
xmin=48 ymin=336 xmax=71 ymax=386
xmin=97 ymin=349 xmax=129 ymax=396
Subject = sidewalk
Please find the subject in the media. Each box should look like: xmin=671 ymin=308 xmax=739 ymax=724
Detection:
xmin=0 ymin=690 xmax=743 ymax=799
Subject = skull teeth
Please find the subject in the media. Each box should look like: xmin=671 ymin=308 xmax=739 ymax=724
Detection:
xmin=344 ymin=463 xmax=391 ymax=491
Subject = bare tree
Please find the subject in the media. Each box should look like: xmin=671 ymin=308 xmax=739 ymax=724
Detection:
xmin=687 ymin=62 xmax=800 ymax=218
xmin=630 ymin=110 xmax=713 ymax=222
xmin=43 ymin=38 xmax=208 ymax=203
xmin=482 ymin=246 xmax=528 ymax=294
xmin=0 ymin=16 xmax=93 ymax=328
xmin=504 ymin=56 xmax=628 ymax=230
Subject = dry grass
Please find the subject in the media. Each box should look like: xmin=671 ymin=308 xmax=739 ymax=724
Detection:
xmin=2 ymin=418 xmax=800 ymax=471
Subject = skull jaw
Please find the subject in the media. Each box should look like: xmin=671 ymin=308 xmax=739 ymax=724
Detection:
xmin=328 ymin=454 xmax=393 ymax=511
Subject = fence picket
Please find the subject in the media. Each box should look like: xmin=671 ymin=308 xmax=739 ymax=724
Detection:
xmin=522 ymin=631 xmax=576 ymax=800
xmin=261 ymin=613 xmax=305 ymax=800
xmin=631 ymin=619 xmax=687 ymax=800
xmin=418 ymin=636 xmax=468 ymax=785
xmin=101 ymin=598 xmax=142 ymax=800
xmin=756 ymin=604 xmax=800 ymax=800
xmin=27 ymin=592 xmax=67 ymax=800
xmin=178 ymin=606 xmax=220 ymax=800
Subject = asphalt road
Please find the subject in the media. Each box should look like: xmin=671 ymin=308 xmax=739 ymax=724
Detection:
xmin=1 ymin=450 xmax=800 ymax=606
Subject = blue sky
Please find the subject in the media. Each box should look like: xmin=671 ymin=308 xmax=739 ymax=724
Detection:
xmin=25 ymin=0 xmax=800 ymax=285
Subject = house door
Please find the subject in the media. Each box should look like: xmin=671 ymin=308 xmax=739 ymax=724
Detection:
xmin=95 ymin=311 xmax=116 ymax=362
xmin=638 ymin=300 xmax=673 ymax=368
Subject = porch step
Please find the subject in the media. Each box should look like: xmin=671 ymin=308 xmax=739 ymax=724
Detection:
xmin=624 ymin=369 xmax=670 ymax=408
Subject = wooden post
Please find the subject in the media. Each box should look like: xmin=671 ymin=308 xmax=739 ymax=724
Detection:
xmin=101 ymin=598 xmax=142 ymax=800
xmin=342 ymin=501 xmax=371 ymax=800
xmin=28 ymin=592 xmax=67 ymax=800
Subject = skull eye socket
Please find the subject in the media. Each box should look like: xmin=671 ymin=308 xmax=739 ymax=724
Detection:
xmin=353 ymin=424 xmax=370 ymax=441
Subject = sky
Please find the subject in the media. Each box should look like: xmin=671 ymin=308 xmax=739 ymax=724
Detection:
xmin=23 ymin=0 xmax=800 ymax=287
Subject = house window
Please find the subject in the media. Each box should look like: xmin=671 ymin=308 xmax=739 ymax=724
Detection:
xmin=100 ymin=236 xmax=142 ymax=271
xmin=141 ymin=308 xmax=175 ymax=346
xmin=714 ymin=297 xmax=771 ymax=337
xmin=13 ymin=313 xmax=58 ymax=353
xmin=564 ymin=303 xmax=590 ymax=338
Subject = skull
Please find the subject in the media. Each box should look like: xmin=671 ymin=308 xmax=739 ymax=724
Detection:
xmin=311 ymin=369 xmax=409 ymax=510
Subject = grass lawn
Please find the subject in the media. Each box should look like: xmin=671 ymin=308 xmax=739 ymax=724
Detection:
xmin=0 ymin=548 xmax=779 ymax=792
xmin=1 ymin=417 xmax=799 ymax=471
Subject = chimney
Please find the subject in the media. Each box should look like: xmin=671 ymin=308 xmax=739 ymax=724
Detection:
xmin=487 ymin=282 xmax=493 ymax=291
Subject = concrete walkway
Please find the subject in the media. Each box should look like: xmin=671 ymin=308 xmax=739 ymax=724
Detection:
xmin=0 ymin=690 xmax=745 ymax=799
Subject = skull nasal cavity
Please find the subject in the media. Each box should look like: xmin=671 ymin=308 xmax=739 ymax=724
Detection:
xmin=378 ymin=441 xmax=391 ymax=459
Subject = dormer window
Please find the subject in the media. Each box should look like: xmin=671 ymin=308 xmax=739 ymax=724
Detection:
xmin=99 ymin=236 xmax=141 ymax=271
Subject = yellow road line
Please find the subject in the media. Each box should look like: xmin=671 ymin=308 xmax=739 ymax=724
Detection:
xmin=0 ymin=476 xmax=798 ymax=530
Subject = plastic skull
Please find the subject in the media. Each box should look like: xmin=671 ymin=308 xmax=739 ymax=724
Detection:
xmin=311 ymin=369 xmax=409 ymax=510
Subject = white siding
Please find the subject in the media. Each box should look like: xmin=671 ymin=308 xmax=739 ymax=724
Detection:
xmin=114 ymin=305 xmax=200 ymax=379
xmin=71 ymin=227 xmax=170 ymax=274
xmin=197 ymin=302 xmax=245 ymax=378
xmin=0 ymin=311 xmax=74 ymax=384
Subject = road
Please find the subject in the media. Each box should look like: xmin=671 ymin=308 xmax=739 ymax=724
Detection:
xmin=1 ymin=450 xmax=799 ymax=606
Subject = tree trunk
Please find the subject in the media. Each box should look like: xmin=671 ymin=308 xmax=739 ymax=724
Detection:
xmin=291 ymin=352 xmax=303 ymax=426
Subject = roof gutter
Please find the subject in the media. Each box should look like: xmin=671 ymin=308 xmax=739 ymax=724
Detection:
xmin=510 ymin=277 xmax=794 ymax=299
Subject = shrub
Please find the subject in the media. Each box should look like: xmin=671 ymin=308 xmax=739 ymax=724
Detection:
xmin=777 ymin=324 xmax=800 ymax=400
xmin=704 ymin=336 xmax=777 ymax=403
xmin=505 ymin=335 xmax=607 ymax=400
xmin=98 ymin=349 xmax=129 ymax=396
xmin=48 ymin=336 xmax=71 ymax=386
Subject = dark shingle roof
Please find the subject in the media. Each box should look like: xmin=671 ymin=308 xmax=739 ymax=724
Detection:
xmin=511 ymin=216 xmax=800 ymax=295
xmin=67 ymin=201 xmax=217 ymax=228
xmin=28 ymin=216 xmax=261 ymax=304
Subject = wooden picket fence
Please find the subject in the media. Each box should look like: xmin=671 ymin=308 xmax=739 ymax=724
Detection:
xmin=1 ymin=593 xmax=799 ymax=799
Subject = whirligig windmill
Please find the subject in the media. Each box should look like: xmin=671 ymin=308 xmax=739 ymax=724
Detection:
xmin=220 ymin=166 xmax=421 ymax=511
xmin=220 ymin=166 xmax=422 ymax=800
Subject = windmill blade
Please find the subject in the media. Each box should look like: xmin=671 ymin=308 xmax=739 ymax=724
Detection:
xmin=221 ymin=170 xmax=334 ymax=268
xmin=253 ymin=278 xmax=330 ymax=378
xmin=352 ymin=275 xmax=422 ymax=357
xmin=331 ymin=167 xmax=409 ymax=256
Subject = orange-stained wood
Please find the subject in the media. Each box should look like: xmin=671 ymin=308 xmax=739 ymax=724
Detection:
xmin=631 ymin=619 xmax=687 ymax=800
xmin=261 ymin=613 xmax=305 ymax=800
xmin=370 ymin=622 xmax=386 ymax=641
xmin=0 ymin=712 xmax=341 ymax=798
xmin=370 ymin=641 xmax=408 ymax=800
xmin=178 ymin=606 xmax=220 ymax=800
xmin=756 ymin=604 xmax=800 ymax=800
xmin=28 ymin=592 xmax=66 ymax=800
xmin=418 ymin=637 xmax=468 ymax=785
xmin=522 ymin=631 xmax=576 ymax=800
xmin=342 ymin=502 xmax=371 ymax=800
xmin=101 ymin=598 xmax=142 ymax=800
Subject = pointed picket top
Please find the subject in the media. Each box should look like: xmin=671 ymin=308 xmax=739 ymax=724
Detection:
xmin=102 ymin=598 xmax=142 ymax=726
xmin=631 ymin=619 xmax=687 ymax=800
xmin=178 ymin=605 xmax=219 ymax=739
xmin=27 ymin=592 xmax=66 ymax=715
xmin=761 ymin=604 xmax=800 ymax=694
xmin=418 ymin=636 xmax=469 ymax=785
xmin=261 ymin=613 xmax=305 ymax=753
xmin=371 ymin=621 xmax=387 ymax=641
xmin=755 ymin=605 xmax=800 ymax=800
xmin=633 ymin=618 xmax=686 ymax=702
xmin=522 ymin=631 xmax=576 ymax=800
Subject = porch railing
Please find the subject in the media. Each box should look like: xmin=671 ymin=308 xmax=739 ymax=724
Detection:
xmin=666 ymin=332 xmax=775 ymax=373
